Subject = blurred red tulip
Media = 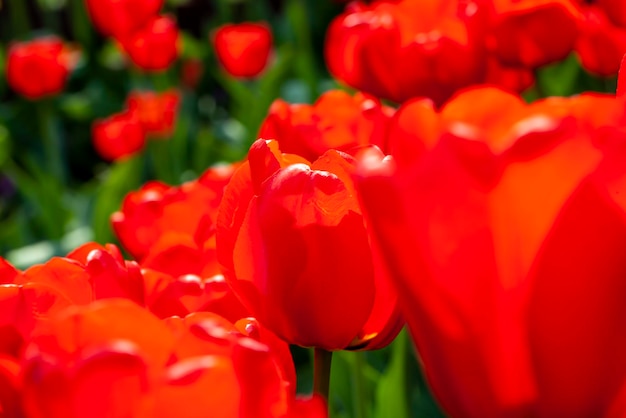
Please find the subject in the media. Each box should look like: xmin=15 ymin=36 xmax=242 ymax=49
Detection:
xmin=618 ymin=55 xmax=626 ymax=96
xmin=181 ymin=59 xmax=204 ymax=89
xmin=6 ymin=36 xmax=73 ymax=100
xmin=111 ymin=164 xmax=236 ymax=266
xmin=126 ymin=89 xmax=180 ymax=138
xmin=597 ymin=0 xmax=626 ymax=27
xmin=92 ymin=110 xmax=146 ymax=161
xmin=84 ymin=0 xmax=163 ymax=38
xmin=259 ymin=90 xmax=394 ymax=162
xmin=356 ymin=87 xmax=626 ymax=417
xmin=213 ymin=22 xmax=273 ymax=78
xmin=486 ymin=0 xmax=580 ymax=68
xmin=217 ymin=139 xmax=402 ymax=350
xmin=325 ymin=0 xmax=488 ymax=105
xmin=0 ymin=355 xmax=21 ymax=417
xmin=575 ymin=3 xmax=626 ymax=76
xmin=20 ymin=299 xmax=325 ymax=418
xmin=121 ymin=15 xmax=180 ymax=71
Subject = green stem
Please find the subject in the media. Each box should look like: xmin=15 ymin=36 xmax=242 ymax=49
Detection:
xmin=70 ymin=0 xmax=92 ymax=50
xmin=38 ymin=100 xmax=66 ymax=185
xmin=8 ymin=0 xmax=30 ymax=39
xmin=313 ymin=348 xmax=333 ymax=405
xmin=149 ymin=139 xmax=176 ymax=184
xmin=352 ymin=351 xmax=369 ymax=418
xmin=287 ymin=0 xmax=318 ymax=99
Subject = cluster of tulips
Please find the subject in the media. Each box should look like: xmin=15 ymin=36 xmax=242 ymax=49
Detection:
xmin=3 ymin=0 xmax=626 ymax=417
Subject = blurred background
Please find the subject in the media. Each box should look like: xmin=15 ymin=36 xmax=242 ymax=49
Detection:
xmin=0 ymin=0 xmax=346 ymax=266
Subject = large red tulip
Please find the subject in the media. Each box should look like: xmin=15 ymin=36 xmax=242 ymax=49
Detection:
xmin=356 ymin=86 xmax=626 ymax=417
xmin=217 ymin=139 xmax=402 ymax=351
xmin=325 ymin=0 xmax=488 ymax=105
xmin=20 ymin=299 xmax=325 ymax=418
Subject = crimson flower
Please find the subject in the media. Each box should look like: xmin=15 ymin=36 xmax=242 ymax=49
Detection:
xmin=258 ymin=90 xmax=394 ymax=162
xmin=120 ymin=15 xmax=180 ymax=71
xmin=357 ymin=86 xmax=626 ymax=417
xmin=20 ymin=299 xmax=324 ymax=418
xmin=6 ymin=36 xmax=74 ymax=100
xmin=84 ymin=0 xmax=163 ymax=38
xmin=92 ymin=110 xmax=146 ymax=161
xmin=217 ymin=139 xmax=402 ymax=351
xmin=325 ymin=0 xmax=488 ymax=105
xmin=213 ymin=22 xmax=273 ymax=79
xmin=126 ymin=89 xmax=180 ymax=138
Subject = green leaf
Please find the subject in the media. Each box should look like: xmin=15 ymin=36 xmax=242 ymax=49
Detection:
xmin=92 ymin=156 xmax=144 ymax=244
xmin=374 ymin=329 xmax=410 ymax=418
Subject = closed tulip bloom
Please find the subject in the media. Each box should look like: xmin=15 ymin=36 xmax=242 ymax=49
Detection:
xmin=92 ymin=110 xmax=146 ymax=161
xmin=325 ymin=0 xmax=488 ymax=105
xmin=84 ymin=0 xmax=164 ymax=38
xmin=356 ymin=87 xmax=626 ymax=417
xmin=213 ymin=22 xmax=273 ymax=78
xmin=6 ymin=37 xmax=73 ymax=100
xmin=259 ymin=90 xmax=394 ymax=162
xmin=121 ymin=15 xmax=180 ymax=71
xmin=217 ymin=139 xmax=402 ymax=351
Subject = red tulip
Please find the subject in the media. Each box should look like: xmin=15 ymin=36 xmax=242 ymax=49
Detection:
xmin=597 ymin=0 xmax=626 ymax=27
xmin=356 ymin=86 xmax=626 ymax=417
xmin=120 ymin=15 xmax=180 ymax=71
xmin=0 ymin=355 xmax=21 ymax=417
xmin=20 ymin=299 xmax=326 ymax=418
xmin=143 ymin=270 xmax=249 ymax=322
xmin=217 ymin=139 xmax=402 ymax=350
xmin=126 ymin=89 xmax=180 ymax=138
xmin=325 ymin=0 xmax=488 ymax=105
xmin=486 ymin=0 xmax=580 ymax=68
xmin=84 ymin=0 xmax=163 ymax=38
xmin=575 ymin=3 xmax=626 ymax=76
xmin=213 ymin=22 xmax=273 ymax=79
xmin=259 ymin=90 xmax=394 ymax=162
xmin=111 ymin=164 xmax=236 ymax=265
xmin=92 ymin=110 xmax=146 ymax=161
xmin=6 ymin=36 xmax=73 ymax=100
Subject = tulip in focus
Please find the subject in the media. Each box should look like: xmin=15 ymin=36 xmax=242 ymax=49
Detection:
xmin=356 ymin=86 xmax=626 ymax=417
xmin=259 ymin=90 xmax=394 ymax=162
xmin=213 ymin=22 xmax=273 ymax=79
xmin=217 ymin=139 xmax=402 ymax=351
xmin=6 ymin=36 xmax=74 ymax=100
xmin=92 ymin=110 xmax=146 ymax=161
xmin=121 ymin=15 xmax=180 ymax=71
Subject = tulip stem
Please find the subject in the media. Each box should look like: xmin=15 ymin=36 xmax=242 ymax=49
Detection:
xmin=352 ymin=351 xmax=369 ymax=418
xmin=38 ymin=100 xmax=66 ymax=185
xmin=313 ymin=348 xmax=333 ymax=404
